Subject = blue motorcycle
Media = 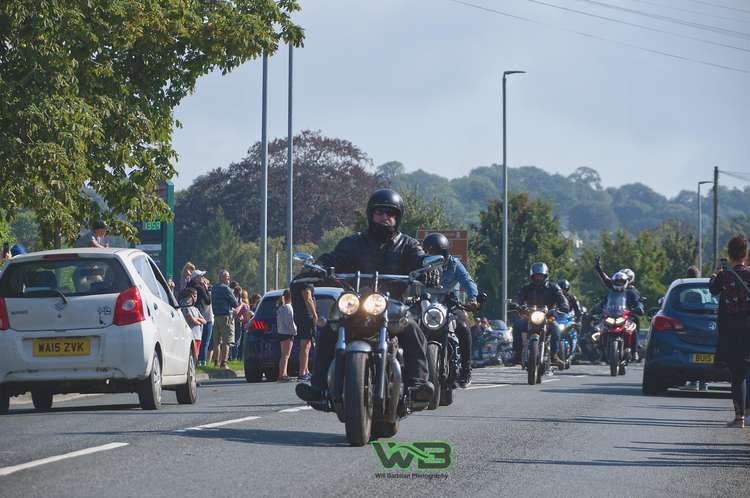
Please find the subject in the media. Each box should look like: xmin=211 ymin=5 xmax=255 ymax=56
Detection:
xmin=552 ymin=309 xmax=579 ymax=370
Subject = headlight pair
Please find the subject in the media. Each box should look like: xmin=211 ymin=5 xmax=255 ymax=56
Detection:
xmin=337 ymin=293 xmax=387 ymax=316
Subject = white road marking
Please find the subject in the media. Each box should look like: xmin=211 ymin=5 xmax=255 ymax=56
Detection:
xmin=571 ymin=375 xmax=589 ymax=378
xmin=175 ymin=416 xmax=260 ymax=432
xmin=465 ymin=384 xmax=510 ymax=390
xmin=279 ymin=405 xmax=313 ymax=413
xmin=541 ymin=378 xmax=560 ymax=383
xmin=0 ymin=443 xmax=129 ymax=477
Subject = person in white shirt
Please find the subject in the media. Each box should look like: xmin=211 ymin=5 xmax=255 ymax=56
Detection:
xmin=276 ymin=289 xmax=297 ymax=382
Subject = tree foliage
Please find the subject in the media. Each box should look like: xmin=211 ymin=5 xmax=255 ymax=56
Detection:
xmin=0 ymin=0 xmax=303 ymax=247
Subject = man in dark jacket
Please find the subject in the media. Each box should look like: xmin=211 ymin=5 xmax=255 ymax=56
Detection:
xmin=510 ymin=262 xmax=570 ymax=366
xmin=295 ymin=189 xmax=434 ymax=404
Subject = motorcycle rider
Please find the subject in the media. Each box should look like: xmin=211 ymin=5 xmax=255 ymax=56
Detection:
xmin=295 ymin=188 xmax=435 ymax=404
xmin=595 ymin=258 xmax=644 ymax=360
xmin=422 ymin=232 xmax=479 ymax=388
xmin=510 ymin=262 xmax=570 ymax=366
xmin=557 ymin=279 xmax=582 ymax=320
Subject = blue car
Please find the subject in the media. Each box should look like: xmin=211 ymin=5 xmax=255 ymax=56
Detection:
xmin=642 ymin=278 xmax=729 ymax=395
xmin=243 ymin=287 xmax=342 ymax=382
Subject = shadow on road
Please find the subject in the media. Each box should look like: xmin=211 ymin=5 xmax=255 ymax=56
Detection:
xmin=177 ymin=427 xmax=348 ymax=448
xmin=510 ymin=415 xmax=725 ymax=428
xmin=493 ymin=441 xmax=750 ymax=468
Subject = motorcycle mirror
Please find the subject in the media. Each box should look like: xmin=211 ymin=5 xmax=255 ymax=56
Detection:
xmin=293 ymin=252 xmax=314 ymax=263
xmin=422 ymin=255 xmax=444 ymax=269
xmin=478 ymin=292 xmax=488 ymax=304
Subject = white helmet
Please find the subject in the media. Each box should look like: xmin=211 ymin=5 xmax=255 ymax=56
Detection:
xmin=620 ymin=268 xmax=635 ymax=285
xmin=612 ymin=271 xmax=629 ymax=292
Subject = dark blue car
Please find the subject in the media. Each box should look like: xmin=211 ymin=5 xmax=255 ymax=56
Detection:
xmin=642 ymin=278 xmax=729 ymax=394
xmin=243 ymin=287 xmax=342 ymax=382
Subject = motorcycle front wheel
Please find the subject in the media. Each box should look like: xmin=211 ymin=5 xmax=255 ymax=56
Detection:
xmin=608 ymin=339 xmax=619 ymax=377
xmin=527 ymin=340 xmax=539 ymax=385
xmin=344 ymin=352 xmax=373 ymax=447
xmin=426 ymin=343 xmax=441 ymax=410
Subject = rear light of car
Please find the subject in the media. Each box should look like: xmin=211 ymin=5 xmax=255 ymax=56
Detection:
xmin=251 ymin=319 xmax=268 ymax=331
xmin=652 ymin=315 xmax=685 ymax=332
xmin=113 ymin=287 xmax=146 ymax=326
xmin=43 ymin=254 xmax=79 ymax=260
xmin=0 ymin=297 xmax=8 ymax=331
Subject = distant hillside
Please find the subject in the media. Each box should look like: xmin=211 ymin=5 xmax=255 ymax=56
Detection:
xmin=389 ymin=164 xmax=750 ymax=242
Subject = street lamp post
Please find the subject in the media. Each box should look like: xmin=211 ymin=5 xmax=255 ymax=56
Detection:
xmin=259 ymin=51 xmax=269 ymax=294
xmin=697 ymin=180 xmax=712 ymax=272
xmin=501 ymin=70 xmax=525 ymax=325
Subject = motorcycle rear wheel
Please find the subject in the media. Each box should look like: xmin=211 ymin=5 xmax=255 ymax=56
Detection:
xmin=426 ymin=343 xmax=441 ymax=410
xmin=527 ymin=341 xmax=539 ymax=385
xmin=344 ymin=353 xmax=373 ymax=447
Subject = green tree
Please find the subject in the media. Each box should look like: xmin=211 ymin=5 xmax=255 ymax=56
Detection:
xmin=471 ymin=192 xmax=573 ymax=317
xmin=0 ymin=0 xmax=303 ymax=247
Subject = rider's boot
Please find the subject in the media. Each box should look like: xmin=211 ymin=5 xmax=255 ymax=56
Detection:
xmin=458 ymin=367 xmax=472 ymax=388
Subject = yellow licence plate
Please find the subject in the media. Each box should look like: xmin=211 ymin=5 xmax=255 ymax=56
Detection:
xmin=691 ymin=353 xmax=714 ymax=364
xmin=33 ymin=337 xmax=91 ymax=357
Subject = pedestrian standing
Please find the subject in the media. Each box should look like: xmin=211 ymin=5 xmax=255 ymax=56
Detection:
xmin=211 ymin=270 xmax=239 ymax=369
xmin=276 ymin=289 xmax=297 ymax=382
xmin=709 ymin=234 xmax=750 ymax=428
xmin=188 ymin=270 xmax=213 ymax=367
xmin=179 ymin=262 xmax=196 ymax=292
xmin=291 ymin=280 xmax=317 ymax=382
xmin=178 ymin=288 xmax=206 ymax=359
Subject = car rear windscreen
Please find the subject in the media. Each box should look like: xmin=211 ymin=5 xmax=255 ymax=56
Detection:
xmin=0 ymin=257 xmax=132 ymax=298
xmin=670 ymin=284 xmax=718 ymax=314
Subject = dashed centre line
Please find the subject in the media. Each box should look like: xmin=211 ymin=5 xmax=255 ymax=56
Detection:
xmin=279 ymin=405 xmax=313 ymax=413
xmin=175 ymin=415 xmax=260 ymax=432
xmin=0 ymin=443 xmax=129 ymax=477
xmin=465 ymin=384 xmax=510 ymax=390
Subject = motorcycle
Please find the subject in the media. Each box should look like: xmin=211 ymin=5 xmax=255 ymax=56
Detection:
xmin=420 ymin=289 xmax=486 ymax=410
xmin=597 ymin=290 xmax=638 ymax=376
xmin=292 ymin=252 xmax=444 ymax=446
xmin=510 ymin=303 xmax=554 ymax=385
xmin=474 ymin=324 xmax=513 ymax=368
xmin=552 ymin=309 xmax=579 ymax=370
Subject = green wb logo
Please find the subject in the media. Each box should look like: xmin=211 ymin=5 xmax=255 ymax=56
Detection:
xmin=371 ymin=441 xmax=452 ymax=470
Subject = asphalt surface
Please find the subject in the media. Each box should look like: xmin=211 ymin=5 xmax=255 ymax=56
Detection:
xmin=1 ymin=364 xmax=748 ymax=497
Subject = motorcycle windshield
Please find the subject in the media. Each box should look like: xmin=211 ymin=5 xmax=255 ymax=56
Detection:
xmin=604 ymin=291 xmax=627 ymax=318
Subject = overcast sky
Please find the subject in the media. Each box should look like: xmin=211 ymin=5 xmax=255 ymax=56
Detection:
xmin=172 ymin=0 xmax=750 ymax=197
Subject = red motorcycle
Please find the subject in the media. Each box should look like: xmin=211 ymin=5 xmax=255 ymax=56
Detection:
xmin=597 ymin=291 xmax=637 ymax=376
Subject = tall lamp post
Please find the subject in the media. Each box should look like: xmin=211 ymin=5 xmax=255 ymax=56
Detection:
xmin=697 ymin=180 xmax=712 ymax=272
xmin=501 ymin=70 xmax=525 ymax=325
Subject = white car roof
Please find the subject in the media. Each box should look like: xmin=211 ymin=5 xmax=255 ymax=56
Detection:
xmin=7 ymin=247 xmax=142 ymax=263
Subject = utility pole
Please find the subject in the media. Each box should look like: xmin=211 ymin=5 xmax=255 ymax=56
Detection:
xmin=275 ymin=250 xmax=279 ymax=290
xmin=286 ymin=44 xmax=294 ymax=286
xmin=259 ymin=52 xmax=269 ymax=294
xmin=712 ymin=166 xmax=719 ymax=268
xmin=501 ymin=70 xmax=525 ymax=325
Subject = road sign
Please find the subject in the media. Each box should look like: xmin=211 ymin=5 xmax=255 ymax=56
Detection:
xmin=416 ymin=229 xmax=469 ymax=263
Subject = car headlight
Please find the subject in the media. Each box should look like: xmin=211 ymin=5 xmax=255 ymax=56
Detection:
xmin=337 ymin=293 xmax=360 ymax=316
xmin=362 ymin=293 xmax=387 ymax=315
xmin=422 ymin=306 xmax=446 ymax=330
xmin=530 ymin=311 xmax=546 ymax=325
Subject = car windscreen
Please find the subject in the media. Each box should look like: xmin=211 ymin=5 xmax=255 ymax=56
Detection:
xmin=0 ymin=257 xmax=132 ymax=298
xmin=669 ymin=284 xmax=718 ymax=314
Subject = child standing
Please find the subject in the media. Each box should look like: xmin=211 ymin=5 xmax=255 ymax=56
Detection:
xmin=179 ymin=288 xmax=207 ymax=360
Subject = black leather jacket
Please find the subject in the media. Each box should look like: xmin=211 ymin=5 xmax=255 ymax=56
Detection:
xmin=317 ymin=229 xmax=426 ymax=298
xmin=566 ymin=293 xmax=583 ymax=319
xmin=514 ymin=281 xmax=570 ymax=312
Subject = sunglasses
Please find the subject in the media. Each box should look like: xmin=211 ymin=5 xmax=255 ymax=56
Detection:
xmin=372 ymin=207 xmax=399 ymax=218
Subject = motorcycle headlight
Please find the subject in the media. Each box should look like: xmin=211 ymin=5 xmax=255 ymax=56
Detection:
xmin=615 ymin=317 xmax=626 ymax=326
xmin=362 ymin=293 xmax=387 ymax=315
xmin=422 ymin=306 xmax=446 ymax=330
xmin=605 ymin=317 xmax=617 ymax=326
xmin=337 ymin=293 xmax=360 ymax=316
xmin=530 ymin=311 xmax=546 ymax=325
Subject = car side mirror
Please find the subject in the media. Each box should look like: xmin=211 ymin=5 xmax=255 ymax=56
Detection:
xmin=657 ymin=297 xmax=664 ymax=306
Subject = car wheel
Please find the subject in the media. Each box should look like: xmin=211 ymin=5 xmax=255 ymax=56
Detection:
xmin=176 ymin=355 xmax=198 ymax=405
xmin=642 ymin=366 xmax=667 ymax=396
xmin=31 ymin=389 xmax=53 ymax=411
xmin=139 ymin=352 xmax=163 ymax=410
xmin=0 ymin=387 xmax=9 ymax=415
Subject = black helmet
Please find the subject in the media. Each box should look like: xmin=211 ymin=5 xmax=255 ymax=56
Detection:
xmin=366 ymin=189 xmax=404 ymax=229
xmin=92 ymin=220 xmax=108 ymax=231
xmin=423 ymin=233 xmax=450 ymax=258
xmin=558 ymin=278 xmax=570 ymax=291
xmin=529 ymin=262 xmax=549 ymax=285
